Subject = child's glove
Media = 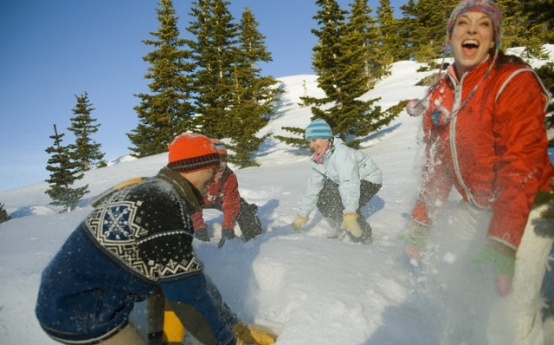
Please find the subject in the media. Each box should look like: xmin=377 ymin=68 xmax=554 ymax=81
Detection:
xmin=472 ymin=241 xmax=515 ymax=276
xmin=233 ymin=322 xmax=276 ymax=345
xmin=291 ymin=215 xmax=308 ymax=232
xmin=340 ymin=214 xmax=362 ymax=238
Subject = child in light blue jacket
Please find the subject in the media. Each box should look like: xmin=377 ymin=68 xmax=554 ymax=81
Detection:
xmin=291 ymin=119 xmax=382 ymax=244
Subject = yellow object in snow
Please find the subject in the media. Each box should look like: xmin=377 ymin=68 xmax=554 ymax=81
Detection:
xmin=233 ymin=322 xmax=276 ymax=345
xmin=90 ymin=177 xmax=148 ymax=207
xmin=163 ymin=303 xmax=186 ymax=344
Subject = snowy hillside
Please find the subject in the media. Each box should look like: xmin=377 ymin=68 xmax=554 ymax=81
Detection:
xmin=1 ymin=47 xmax=553 ymax=344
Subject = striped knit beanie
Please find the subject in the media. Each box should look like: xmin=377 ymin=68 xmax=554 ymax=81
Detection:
xmin=167 ymin=133 xmax=220 ymax=172
xmin=447 ymin=0 xmax=502 ymax=50
xmin=305 ymin=119 xmax=333 ymax=140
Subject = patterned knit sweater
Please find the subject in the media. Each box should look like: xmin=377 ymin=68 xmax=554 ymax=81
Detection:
xmin=35 ymin=167 xmax=236 ymax=344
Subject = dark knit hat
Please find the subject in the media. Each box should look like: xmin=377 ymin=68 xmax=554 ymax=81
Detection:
xmin=167 ymin=133 xmax=220 ymax=172
xmin=305 ymin=119 xmax=333 ymax=140
xmin=447 ymin=0 xmax=502 ymax=49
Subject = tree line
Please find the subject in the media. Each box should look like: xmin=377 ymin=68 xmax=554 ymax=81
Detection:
xmin=41 ymin=0 xmax=554 ymax=212
xmin=128 ymin=0 xmax=282 ymax=167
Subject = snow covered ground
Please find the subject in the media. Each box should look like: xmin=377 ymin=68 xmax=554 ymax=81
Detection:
xmin=1 ymin=46 xmax=553 ymax=344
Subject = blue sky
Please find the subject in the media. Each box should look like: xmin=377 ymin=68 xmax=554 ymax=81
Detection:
xmin=0 ymin=0 xmax=406 ymax=192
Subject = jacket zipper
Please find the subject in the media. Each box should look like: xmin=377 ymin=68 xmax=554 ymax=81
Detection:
xmin=449 ymin=73 xmax=482 ymax=208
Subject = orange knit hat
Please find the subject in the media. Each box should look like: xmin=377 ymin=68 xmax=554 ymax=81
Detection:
xmin=167 ymin=133 xmax=220 ymax=172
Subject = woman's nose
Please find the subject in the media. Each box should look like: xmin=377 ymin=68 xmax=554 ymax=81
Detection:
xmin=467 ymin=22 xmax=477 ymax=34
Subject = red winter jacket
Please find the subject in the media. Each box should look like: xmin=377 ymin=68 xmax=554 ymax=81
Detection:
xmin=412 ymin=58 xmax=553 ymax=250
xmin=192 ymin=166 xmax=241 ymax=231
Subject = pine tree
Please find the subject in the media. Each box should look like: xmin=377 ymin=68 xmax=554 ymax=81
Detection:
xmin=187 ymin=0 xmax=238 ymax=139
xmin=497 ymin=0 xmax=551 ymax=59
xmin=398 ymin=0 xmax=455 ymax=63
xmin=297 ymin=0 xmax=397 ymax=147
xmin=0 ymin=202 xmax=10 ymax=224
xmin=273 ymin=126 xmax=310 ymax=149
xmin=414 ymin=0 xmax=455 ymax=63
xmin=128 ymin=0 xmax=194 ymax=158
xmin=396 ymin=0 xmax=417 ymax=61
xmin=347 ymin=0 xmax=389 ymax=88
xmin=226 ymin=7 xmax=283 ymax=167
xmin=522 ymin=0 xmax=554 ymax=35
xmin=67 ymin=92 xmax=105 ymax=171
xmin=376 ymin=0 xmax=404 ymax=63
xmin=45 ymin=124 xmax=89 ymax=212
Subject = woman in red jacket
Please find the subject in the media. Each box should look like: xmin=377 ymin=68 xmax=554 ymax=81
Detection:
xmin=192 ymin=140 xmax=263 ymax=248
xmin=398 ymin=1 xmax=554 ymax=343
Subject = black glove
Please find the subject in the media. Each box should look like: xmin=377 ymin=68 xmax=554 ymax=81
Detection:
xmin=195 ymin=228 xmax=209 ymax=242
xmin=147 ymin=331 xmax=164 ymax=345
xmin=218 ymin=229 xmax=235 ymax=248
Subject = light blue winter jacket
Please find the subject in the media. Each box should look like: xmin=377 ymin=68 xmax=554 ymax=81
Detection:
xmin=298 ymin=137 xmax=382 ymax=218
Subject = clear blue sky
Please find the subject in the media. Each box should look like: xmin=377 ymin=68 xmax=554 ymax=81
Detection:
xmin=0 ymin=0 xmax=406 ymax=192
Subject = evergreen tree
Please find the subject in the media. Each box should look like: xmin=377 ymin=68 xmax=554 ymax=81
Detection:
xmin=298 ymin=0 xmax=397 ymax=147
xmin=128 ymin=0 xmax=194 ymax=158
xmin=347 ymin=0 xmax=389 ymax=87
xmin=45 ymin=124 xmax=89 ymax=212
xmin=398 ymin=0 xmax=455 ymax=63
xmin=376 ymin=0 xmax=405 ymax=63
xmin=187 ymin=0 xmax=238 ymax=139
xmin=396 ymin=0 xmax=421 ymax=61
xmin=0 ymin=202 xmax=10 ymax=224
xmin=522 ymin=0 xmax=554 ymax=36
xmin=496 ymin=0 xmax=551 ymax=58
xmin=226 ymin=7 xmax=283 ymax=167
xmin=412 ymin=0 xmax=456 ymax=63
xmin=67 ymin=92 xmax=105 ymax=171
xmin=273 ymin=126 xmax=310 ymax=149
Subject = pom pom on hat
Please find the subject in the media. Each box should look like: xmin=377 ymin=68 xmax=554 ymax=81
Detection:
xmin=167 ymin=133 xmax=220 ymax=172
xmin=211 ymin=139 xmax=228 ymax=156
xmin=447 ymin=0 xmax=502 ymax=49
xmin=305 ymin=118 xmax=333 ymax=140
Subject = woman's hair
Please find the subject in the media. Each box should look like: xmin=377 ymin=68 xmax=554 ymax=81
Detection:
xmin=492 ymin=49 xmax=528 ymax=69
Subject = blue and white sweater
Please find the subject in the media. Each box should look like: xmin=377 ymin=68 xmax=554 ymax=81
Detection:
xmin=35 ymin=167 xmax=236 ymax=344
